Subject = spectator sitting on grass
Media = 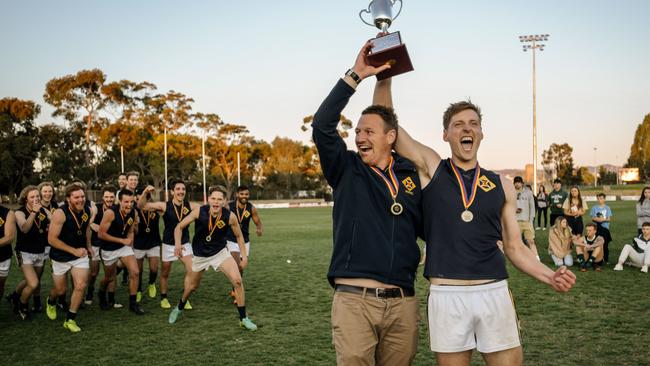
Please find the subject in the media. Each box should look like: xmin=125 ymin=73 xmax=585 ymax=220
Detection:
xmin=575 ymin=223 xmax=604 ymax=272
xmin=614 ymin=222 xmax=650 ymax=273
xmin=548 ymin=216 xmax=574 ymax=267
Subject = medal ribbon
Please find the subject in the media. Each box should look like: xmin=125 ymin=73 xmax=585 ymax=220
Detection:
xmin=206 ymin=208 xmax=222 ymax=240
xmin=119 ymin=208 xmax=132 ymax=235
xmin=68 ymin=205 xmax=84 ymax=233
xmin=369 ymin=156 xmax=399 ymax=202
xmin=32 ymin=208 xmax=43 ymax=232
xmin=449 ymin=159 xmax=481 ymax=211
xmin=236 ymin=204 xmax=248 ymax=223
xmin=140 ymin=209 xmax=151 ymax=231
xmin=173 ymin=202 xmax=186 ymax=222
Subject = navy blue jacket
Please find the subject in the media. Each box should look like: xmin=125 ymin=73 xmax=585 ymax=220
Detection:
xmin=312 ymin=79 xmax=423 ymax=290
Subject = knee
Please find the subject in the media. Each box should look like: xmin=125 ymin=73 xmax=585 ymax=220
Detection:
xmin=27 ymin=278 xmax=39 ymax=290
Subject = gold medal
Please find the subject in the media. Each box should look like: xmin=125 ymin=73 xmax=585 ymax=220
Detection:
xmin=461 ymin=210 xmax=474 ymax=222
xmin=205 ymin=236 xmax=212 ymax=242
xmin=77 ymin=230 xmax=82 ymax=236
xmin=449 ymin=159 xmax=481 ymax=224
xmin=205 ymin=207 xmax=222 ymax=243
xmin=39 ymin=229 xmax=44 ymax=234
xmin=391 ymin=202 xmax=403 ymax=216
xmin=69 ymin=206 xmax=86 ymax=236
xmin=369 ymin=157 xmax=403 ymax=216
xmin=145 ymin=227 xmax=151 ymax=233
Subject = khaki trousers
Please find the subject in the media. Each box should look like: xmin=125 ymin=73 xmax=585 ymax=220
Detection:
xmin=331 ymin=290 xmax=418 ymax=366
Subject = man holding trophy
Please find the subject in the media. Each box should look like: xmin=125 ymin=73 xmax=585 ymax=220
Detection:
xmin=312 ymin=2 xmax=422 ymax=365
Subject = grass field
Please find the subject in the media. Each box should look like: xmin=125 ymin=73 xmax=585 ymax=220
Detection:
xmin=1 ymin=201 xmax=649 ymax=365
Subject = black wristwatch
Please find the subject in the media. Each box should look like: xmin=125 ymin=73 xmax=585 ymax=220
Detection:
xmin=345 ymin=69 xmax=362 ymax=84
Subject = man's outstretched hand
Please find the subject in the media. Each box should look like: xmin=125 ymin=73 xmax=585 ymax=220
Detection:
xmin=351 ymin=40 xmax=392 ymax=80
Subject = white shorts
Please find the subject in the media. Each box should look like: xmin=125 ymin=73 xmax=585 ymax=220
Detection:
xmin=192 ymin=248 xmax=232 ymax=272
xmin=91 ymin=246 xmax=101 ymax=261
xmin=44 ymin=246 xmax=51 ymax=260
xmin=52 ymin=256 xmax=90 ymax=276
xmin=428 ymin=280 xmax=521 ymax=353
xmin=0 ymin=258 xmax=10 ymax=277
xmin=226 ymin=241 xmax=250 ymax=257
xmin=18 ymin=252 xmax=45 ymax=267
xmin=162 ymin=243 xmax=193 ymax=262
xmin=101 ymin=246 xmax=135 ymax=266
xmin=134 ymin=246 xmax=161 ymax=260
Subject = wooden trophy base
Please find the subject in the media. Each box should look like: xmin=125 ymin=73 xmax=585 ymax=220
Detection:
xmin=367 ymin=31 xmax=414 ymax=80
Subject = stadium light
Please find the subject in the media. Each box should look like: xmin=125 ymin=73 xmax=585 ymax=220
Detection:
xmin=519 ymin=33 xmax=550 ymax=193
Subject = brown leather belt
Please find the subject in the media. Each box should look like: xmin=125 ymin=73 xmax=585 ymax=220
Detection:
xmin=335 ymin=284 xmax=414 ymax=298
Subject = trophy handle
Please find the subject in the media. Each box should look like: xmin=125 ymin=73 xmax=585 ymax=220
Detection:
xmin=391 ymin=0 xmax=403 ymax=20
xmin=359 ymin=6 xmax=374 ymax=27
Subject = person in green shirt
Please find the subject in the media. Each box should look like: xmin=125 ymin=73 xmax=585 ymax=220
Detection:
xmin=547 ymin=178 xmax=568 ymax=226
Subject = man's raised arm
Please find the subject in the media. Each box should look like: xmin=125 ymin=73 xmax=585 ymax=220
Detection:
xmin=312 ymin=40 xmax=390 ymax=188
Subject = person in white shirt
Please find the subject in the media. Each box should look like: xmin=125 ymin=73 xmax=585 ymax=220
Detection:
xmin=614 ymin=222 xmax=650 ymax=273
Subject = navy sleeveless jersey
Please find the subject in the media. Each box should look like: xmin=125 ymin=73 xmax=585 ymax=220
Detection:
xmin=192 ymin=206 xmax=230 ymax=257
xmin=162 ymin=201 xmax=190 ymax=244
xmin=134 ymin=208 xmax=161 ymax=250
xmin=226 ymin=201 xmax=253 ymax=243
xmin=91 ymin=204 xmax=109 ymax=245
xmin=50 ymin=203 xmax=91 ymax=262
xmin=99 ymin=205 xmax=136 ymax=251
xmin=423 ymin=159 xmax=508 ymax=280
xmin=0 ymin=206 xmax=12 ymax=261
xmin=16 ymin=206 xmax=49 ymax=254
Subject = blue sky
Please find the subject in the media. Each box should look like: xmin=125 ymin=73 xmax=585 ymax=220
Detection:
xmin=1 ymin=0 xmax=648 ymax=169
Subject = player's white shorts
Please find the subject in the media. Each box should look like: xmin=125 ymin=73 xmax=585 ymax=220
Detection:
xmin=91 ymin=246 xmax=101 ymax=261
xmin=134 ymin=246 xmax=161 ymax=260
xmin=52 ymin=256 xmax=90 ymax=276
xmin=44 ymin=246 xmax=51 ymax=260
xmin=428 ymin=280 xmax=521 ymax=353
xmin=101 ymin=246 xmax=135 ymax=266
xmin=18 ymin=252 xmax=45 ymax=267
xmin=192 ymin=247 xmax=231 ymax=272
xmin=162 ymin=243 xmax=192 ymax=262
xmin=0 ymin=258 xmax=11 ymax=277
xmin=226 ymin=241 xmax=250 ymax=256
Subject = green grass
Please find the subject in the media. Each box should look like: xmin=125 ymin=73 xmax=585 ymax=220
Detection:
xmin=0 ymin=202 xmax=648 ymax=365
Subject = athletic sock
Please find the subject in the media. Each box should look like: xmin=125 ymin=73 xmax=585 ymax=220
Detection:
xmin=148 ymin=271 xmax=157 ymax=284
xmin=108 ymin=292 xmax=116 ymax=304
xmin=178 ymin=299 xmax=187 ymax=311
xmin=19 ymin=301 xmax=29 ymax=312
xmin=47 ymin=296 xmax=57 ymax=306
xmin=161 ymin=293 xmax=168 ymax=300
xmin=577 ymin=254 xmax=585 ymax=264
xmin=66 ymin=310 xmax=77 ymax=321
xmin=129 ymin=294 xmax=137 ymax=306
xmin=237 ymin=306 xmax=246 ymax=320
xmin=33 ymin=296 xmax=41 ymax=308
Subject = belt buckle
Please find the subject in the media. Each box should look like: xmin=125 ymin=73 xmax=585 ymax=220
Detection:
xmin=375 ymin=288 xmax=387 ymax=298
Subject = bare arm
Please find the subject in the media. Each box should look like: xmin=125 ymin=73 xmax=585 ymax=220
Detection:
xmin=251 ymin=206 xmax=263 ymax=237
xmin=48 ymin=209 xmax=86 ymax=257
xmin=97 ymin=210 xmax=128 ymax=246
xmin=372 ymin=78 xmax=441 ymax=185
xmin=500 ymin=176 xmax=575 ymax=292
xmin=138 ymin=185 xmax=167 ymax=212
xmin=15 ymin=209 xmax=37 ymax=233
xmin=0 ymin=211 xmax=16 ymax=247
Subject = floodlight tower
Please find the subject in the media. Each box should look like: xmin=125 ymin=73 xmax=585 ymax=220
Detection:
xmin=519 ymin=34 xmax=549 ymax=193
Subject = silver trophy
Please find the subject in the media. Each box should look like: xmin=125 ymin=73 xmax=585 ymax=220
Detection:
xmin=359 ymin=0 xmax=403 ymax=33
xmin=358 ymin=0 xmax=412 ymax=80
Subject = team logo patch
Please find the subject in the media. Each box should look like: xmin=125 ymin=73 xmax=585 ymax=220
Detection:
xmin=216 ymin=220 xmax=226 ymax=229
xmin=244 ymin=211 xmax=250 ymax=218
xmin=127 ymin=218 xmax=134 ymax=226
xmin=81 ymin=212 xmax=89 ymax=222
xmin=38 ymin=213 xmax=46 ymax=221
xmin=478 ymin=175 xmax=496 ymax=192
xmin=0 ymin=217 xmax=4 ymax=227
xmin=402 ymin=177 xmax=417 ymax=193
xmin=182 ymin=207 xmax=189 ymax=215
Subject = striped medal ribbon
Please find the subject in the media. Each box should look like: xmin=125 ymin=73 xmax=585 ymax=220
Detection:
xmin=449 ymin=158 xmax=481 ymax=223
xmin=369 ymin=156 xmax=403 ymax=215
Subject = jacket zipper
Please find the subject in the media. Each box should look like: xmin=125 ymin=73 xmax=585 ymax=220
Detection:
xmin=345 ymin=220 xmax=356 ymax=270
